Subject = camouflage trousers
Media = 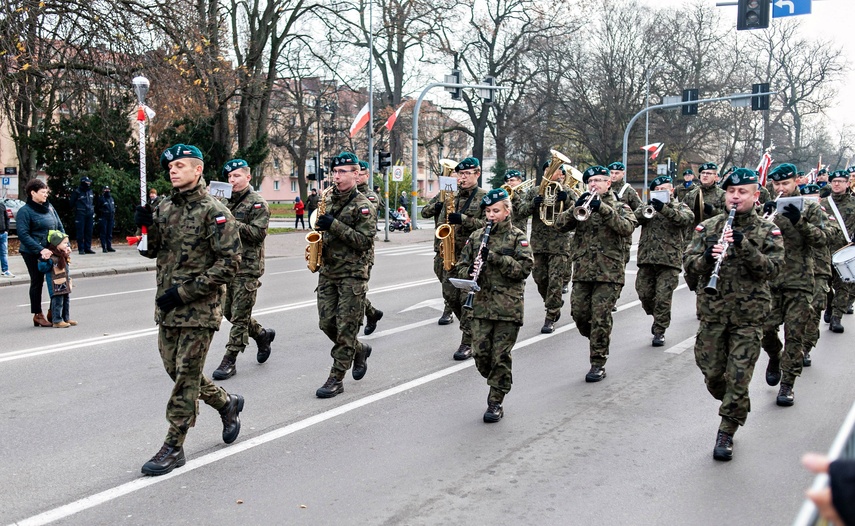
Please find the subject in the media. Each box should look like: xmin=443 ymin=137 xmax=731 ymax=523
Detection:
xmin=158 ymin=326 xmax=229 ymax=447
xmin=762 ymin=287 xmax=814 ymax=385
xmin=570 ymin=281 xmax=623 ymax=367
xmin=318 ymin=275 xmax=368 ymax=379
xmin=224 ymin=277 xmax=263 ymax=357
xmin=533 ymin=253 xmax=567 ymax=320
xmin=435 ymin=254 xmax=472 ymax=345
xmin=635 ymin=265 xmax=681 ymax=334
xmin=694 ymin=322 xmax=762 ymax=435
xmin=806 ymin=275 xmax=831 ymax=350
xmin=471 ymin=318 xmax=519 ymax=404
xmin=432 ymin=253 xmax=454 ymax=314
xmin=364 ymin=263 xmax=379 ymax=320
xmin=830 ymin=274 xmax=854 ymax=318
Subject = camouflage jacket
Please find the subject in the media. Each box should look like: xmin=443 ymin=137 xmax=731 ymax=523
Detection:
xmin=634 ymin=197 xmax=694 ymax=269
xmin=224 ymin=186 xmax=269 ymax=278
xmin=554 ymin=191 xmax=638 ymax=284
xmin=682 ymin=184 xmax=727 ymax=224
xmin=319 ymin=186 xmax=375 ymax=280
xmin=509 ymin=189 xmax=528 ymax=233
xmin=421 ymin=185 xmax=487 ymax=255
xmin=454 ymin=218 xmax=533 ymax=325
xmin=768 ymin=190 xmax=826 ymax=291
xmin=674 ymin=181 xmax=696 ymax=202
xmin=821 ymin=192 xmax=855 ymax=251
xmin=143 ymin=182 xmax=241 ymax=329
xmin=514 ymin=185 xmax=572 ymax=256
xmin=684 ymin=208 xmax=785 ymax=325
xmin=614 ymin=181 xmax=643 ymax=211
xmin=357 ymin=182 xmax=380 ymax=219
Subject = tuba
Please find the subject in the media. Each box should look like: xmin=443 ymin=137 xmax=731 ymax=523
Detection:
xmin=305 ymin=186 xmax=335 ymax=273
xmin=539 ymin=149 xmax=572 ymax=226
xmin=435 ymin=159 xmax=459 ymax=271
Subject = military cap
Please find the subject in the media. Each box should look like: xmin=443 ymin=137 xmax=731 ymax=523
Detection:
xmin=768 ymin=163 xmax=798 ymax=181
xmin=649 ymin=175 xmax=672 ymax=191
xmin=848 ymin=165 xmax=855 ymax=174
xmin=818 ymin=168 xmax=828 ymax=175
xmin=720 ymin=167 xmax=759 ymax=189
xmin=160 ymin=144 xmax=203 ymax=170
xmin=102 ymin=185 xmax=110 ymax=191
xmin=481 ymin=187 xmax=509 ymax=207
xmin=80 ymin=176 xmax=92 ymax=184
xmin=582 ymin=165 xmax=609 ymax=183
xmin=607 ymin=161 xmax=626 ymax=171
xmin=47 ymin=230 xmax=68 ymax=247
xmin=504 ymin=169 xmax=523 ymax=182
xmin=797 ymin=171 xmax=805 ymax=176
xmin=800 ymin=183 xmax=821 ymax=195
xmin=358 ymin=160 xmax=369 ymax=170
xmin=222 ymin=158 xmax=249 ymax=177
xmin=456 ymin=157 xmax=480 ymax=171
xmin=682 ymin=168 xmax=694 ymax=176
xmin=698 ymin=162 xmax=718 ymax=173
xmin=331 ymin=152 xmax=359 ymax=167
xmin=830 ymin=170 xmax=850 ymax=181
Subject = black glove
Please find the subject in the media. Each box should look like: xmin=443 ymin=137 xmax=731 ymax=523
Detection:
xmin=575 ymin=192 xmax=590 ymax=208
xmin=533 ymin=195 xmax=544 ymax=207
xmin=434 ymin=202 xmax=443 ymax=215
xmin=590 ymin=197 xmax=602 ymax=212
xmin=703 ymin=246 xmax=716 ymax=264
xmin=556 ymin=191 xmax=568 ymax=203
xmin=156 ymin=286 xmax=184 ymax=313
xmin=134 ymin=204 xmax=153 ymax=227
xmin=316 ymin=213 xmax=335 ymax=231
xmin=448 ymin=213 xmax=463 ymax=225
xmin=731 ymin=230 xmax=744 ymax=247
xmin=703 ymin=203 xmax=714 ymax=216
xmin=651 ymin=198 xmax=665 ymax=212
xmin=480 ymin=245 xmax=490 ymax=263
xmin=782 ymin=203 xmax=801 ymax=225
xmin=762 ymin=201 xmax=776 ymax=216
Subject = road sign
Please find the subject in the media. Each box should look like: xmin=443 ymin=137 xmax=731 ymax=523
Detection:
xmin=391 ymin=165 xmax=405 ymax=182
xmin=2 ymin=177 xmax=9 ymax=185
xmin=773 ymin=0 xmax=810 ymax=18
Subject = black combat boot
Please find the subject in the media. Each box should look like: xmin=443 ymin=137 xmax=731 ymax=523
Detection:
xmin=219 ymin=394 xmax=244 ymax=444
xmin=830 ymin=316 xmax=845 ymax=333
xmin=652 ymin=333 xmax=665 ymax=347
xmin=352 ymin=343 xmax=372 ymax=381
xmin=803 ymin=350 xmax=812 ymax=367
xmin=848 ymin=304 xmax=854 ymax=315
xmin=541 ymin=317 xmax=555 ymax=334
xmin=765 ymin=354 xmax=781 ymax=386
xmin=141 ymin=443 xmax=185 ymax=476
xmin=438 ymin=310 xmax=454 ymax=326
xmin=254 ymin=328 xmax=276 ymax=363
xmin=364 ymin=310 xmax=383 ymax=335
xmin=212 ymin=354 xmax=237 ymax=380
xmin=823 ymin=305 xmax=832 ymax=324
xmin=453 ymin=344 xmax=472 ymax=361
xmin=713 ymin=430 xmax=733 ymax=461
xmin=316 ymin=376 xmax=344 ymax=398
xmin=776 ymin=383 xmax=795 ymax=407
xmin=483 ymin=402 xmax=504 ymax=423
xmin=585 ymin=366 xmax=606 ymax=383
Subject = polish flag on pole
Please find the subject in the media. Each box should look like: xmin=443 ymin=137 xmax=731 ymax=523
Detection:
xmin=385 ymin=104 xmax=405 ymax=131
xmin=641 ymin=142 xmax=664 ymax=161
xmin=756 ymin=150 xmax=773 ymax=187
xmin=349 ymin=102 xmax=371 ymax=138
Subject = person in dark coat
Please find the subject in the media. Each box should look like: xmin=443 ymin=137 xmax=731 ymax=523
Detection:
xmin=97 ymin=185 xmax=116 ymax=252
xmin=69 ymin=176 xmax=95 ymax=254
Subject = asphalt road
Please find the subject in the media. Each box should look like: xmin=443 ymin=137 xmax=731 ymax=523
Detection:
xmin=1 ymin=238 xmax=853 ymax=525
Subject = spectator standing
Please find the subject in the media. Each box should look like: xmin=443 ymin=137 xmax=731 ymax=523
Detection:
xmin=0 ymin=200 xmax=13 ymax=277
xmin=98 ymin=185 xmax=116 ymax=252
xmin=69 ymin=176 xmax=95 ymax=254
xmin=306 ymin=188 xmax=319 ymax=223
xmin=295 ymin=196 xmax=306 ymax=229
xmin=37 ymin=230 xmax=77 ymax=328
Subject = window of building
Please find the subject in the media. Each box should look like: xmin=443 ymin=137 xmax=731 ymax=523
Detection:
xmin=274 ymin=180 xmax=280 ymax=191
xmin=290 ymin=180 xmax=296 ymax=192
xmin=273 ymin=158 xmax=280 ymax=170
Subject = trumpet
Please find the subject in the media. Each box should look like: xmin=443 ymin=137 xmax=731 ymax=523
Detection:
xmin=502 ymin=178 xmax=535 ymax=200
xmin=762 ymin=191 xmax=784 ymax=220
xmin=539 ymin=149 xmax=572 ymax=226
xmin=573 ymin=191 xmax=599 ymax=221
xmin=305 ymin=186 xmax=335 ymax=273
xmin=641 ymin=204 xmax=656 ymax=219
xmin=642 ymin=190 xmax=671 ymax=219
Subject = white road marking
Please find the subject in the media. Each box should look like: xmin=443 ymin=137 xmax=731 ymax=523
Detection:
xmin=362 ymin=319 xmax=437 ymax=340
xmin=400 ymin=298 xmax=446 ymax=313
xmin=17 ymin=288 xmax=157 ymax=307
xmin=664 ymin=336 xmax=696 ymax=355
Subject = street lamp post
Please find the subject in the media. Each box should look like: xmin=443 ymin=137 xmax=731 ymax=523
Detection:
xmin=643 ymin=65 xmax=662 ymax=202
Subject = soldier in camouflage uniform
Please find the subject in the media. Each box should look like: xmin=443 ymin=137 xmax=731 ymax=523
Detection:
xmin=133 ymin=144 xmax=245 ymax=476
xmin=634 ymin=175 xmax=694 ymax=347
xmin=555 ymin=166 xmax=638 ymax=382
xmin=684 ymin=168 xmax=785 ymax=461
xmin=608 ymin=161 xmax=641 ymax=269
xmin=759 ymin=164 xmax=826 ymax=407
xmin=682 ymin=162 xmax=727 ymax=291
xmin=504 ymin=170 xmax=529 ymax=233
xmin=454 ymin=188 xmax=532 ymax=423
xmin=357 ymin=160 xmax=384 ymax=335
xmin=821 ymin=170 xmax=855 ymax=333
xmin=674 ymin=168 xmax=696 ymax=202
xmin=314 ymin=152 xmax=376 ymax=398
xmin=422 ymin=162 xmax=458 ymax=326
xmin=212 ymin=159 xmax=276 ymax=380
xmin=421 ymin=157 xmax=487 ymax=360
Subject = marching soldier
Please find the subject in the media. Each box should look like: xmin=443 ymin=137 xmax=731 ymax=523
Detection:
xmin=634 ymin=175 xmax=694 ymax=347
xmin=454 ymin=188 xmax=532 ymax=423
xmin=608 ymin=161 xmax=641 ymax=269
xmin=684 ymin=168 xmax=784 ymax=461
xmin=357 ymin=160 xmax=384 ymax=335
xmin=555 ymin=166 xmax=637 ymax=382
xmin=133 ymin=144 xmax=245 ymax=476
xmin=682 ymin=162 xmax=727 ymax=291
xmin=760 ymin=164 xmax=826 ymax=407
xmin=422 ymin=161 xmax=459 ymax=326
xmin=212 ymin=159 xmax=276 ymax=380
xmin=821 ymin=170 xmax=855 ymax=333
xmin=674 ymin=168 xmax=696 ymax=202
xmin=314 ymin=152 xmax=376 ymax=398
xmin=504 ymin=169 xmax=529 ymax=233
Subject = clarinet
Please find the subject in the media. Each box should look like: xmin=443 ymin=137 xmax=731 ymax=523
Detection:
xmin=704 ymin=208 xmax=737 ymax=296
xmin=463 ymin=220 xmax=495 ymax=310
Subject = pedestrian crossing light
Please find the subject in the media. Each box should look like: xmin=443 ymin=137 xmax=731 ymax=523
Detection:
xmin=737 ymin=0 xmax=770 ymax=31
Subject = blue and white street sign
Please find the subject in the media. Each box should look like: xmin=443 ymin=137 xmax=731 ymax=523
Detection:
xmin=773 ymin=0 xmax=811 ymax=18
xmin=1 ymin=177 xmax=10 ymax=185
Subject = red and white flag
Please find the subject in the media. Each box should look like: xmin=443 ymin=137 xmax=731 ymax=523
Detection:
xmin=385 ymin=104 xmax=405 ymax=131
xmin=756 ymin=151 xmax=773 ymax=187
xmin=641 ymin=142 xmax=664 ymax=161
xmin=349 ymin=102 xmax=371 ymax=138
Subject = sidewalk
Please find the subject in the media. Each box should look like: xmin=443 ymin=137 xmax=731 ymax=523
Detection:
xmin=0 ymin=225 xmax=436 ymax=287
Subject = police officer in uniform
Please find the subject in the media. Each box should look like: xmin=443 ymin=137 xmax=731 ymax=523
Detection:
xmin=134 ymin=144 xmax=244 ymax=476
xmin=70 ymin=176 xmax=96 ymax=254
xmin=674 ymin=168 xmax=696 ymax=202
xmin=211 ymin=159 xmax=276 ymax=380
xmin=357 ymin=159 xmax=384 ymax=335
xmin=821 ymin=170 xmax=855 ymax=333
xmin=97 ymin=185 xmax=116 ymax=252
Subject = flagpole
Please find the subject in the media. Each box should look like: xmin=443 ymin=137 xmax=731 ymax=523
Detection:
xmin=367 ymin=0 xmax=374 ymax=213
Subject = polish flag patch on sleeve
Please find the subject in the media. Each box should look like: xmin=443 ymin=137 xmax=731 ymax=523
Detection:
xmin=254 ymin=203 xmax=262 ymax=209
xmin=215 ymin=215 xmax=227 ymax=225
xmin=771 ymin=228 xmax=782 ymax=236
xmin=520 ymin=240 xmax=529 ymax=247
xmin=360 ymin=207 xmax=370 ymax=215
xmin=695 ymin=224 xmax=705 ymax=232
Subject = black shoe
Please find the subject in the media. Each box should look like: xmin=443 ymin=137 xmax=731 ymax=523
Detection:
xmin=254 ymin=328 xmax=276 ymax=364
xmin=713 ymin=431 xmax=733 ymax=461
xmin=824 ymin=308 xmax=831 ymax=324
xmin=562 ymin=284 xmax=569 ymax=294
xmin=585 ymin=366 xmax=606 ymax=383
xmin=541 ymin=317 xmax=555 ymax=334
xmin=765 ymin=354 xmax=781 ymax=386
xmin=803 ymin=351 xmax=812 ymax=367
xmin=776 ymin=383 xmax=795 ymax=407
xmin=102 ymin=249 xmax=109 ymax=253
xmin=107 ymin=247 xmax=116 ymax=252
xmin=453 ymin=344 xmax=472 ymax=361
xmin=141 ymin=443 xmax=186 ymax=476
xmin=830 ymin=316 xmax=844 ymax=333
xmin=352 ymin=344 xmax=372 ymax=381
xmin=316 ymin=376 xmax=344 ymax=398
xmin=364 ymin=310 xmax=383 ymax=335
xmin=611 ymin=306 xmax=617 ymax=312
xmin=483 ymin=402 xmax=504 ymax=423
xmin=219 ymin=394 xmax=244 ymax=444
xmin=212 ymin=354 xmax=237 ymax=380
xmin=84 ymin=249 xmax=96 ymax=254
xmin=847 ymin=305 xmax=854 ymax=315
xmin=79 ymin=251 xmax=86 ymax=255
xmin=438 ymin=311 xmax=454 ymax=325
xmin=652 ymin=333 xmax=665 ymax=347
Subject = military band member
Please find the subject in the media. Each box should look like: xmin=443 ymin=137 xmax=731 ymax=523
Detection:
xmin=357 ymin=160 xmax=384 ymax=335
xmin=134 ymin=144 xmax=245 ymax=476
xmin=684 ymin=168 xmax=784 ymax=461
xmin=821 ymin=170 xmax=855 ymax=334
xmin=504 ymin=169 xmax=529 ymax=233
xmin=212 ymin=159 xmax=276 ymax=380
xmin=817 ymin=168 xmax=831 ymax=198
xmin=674 ymin=168 xmax=696 ymax=202
xmin=314 ymin=152 xmax=376 ymax=398
xmin=634 ymin=175 xmax=694 ymax=347
xmin=608 ymin=161 xmax=641 ymax=270
xmin=682 ymin=162 xmax=727 ymax=291
xmin=555 ymin=166 xmax=637 ymax=382
xmin=454 ymin=188 xmax=532 ymax=423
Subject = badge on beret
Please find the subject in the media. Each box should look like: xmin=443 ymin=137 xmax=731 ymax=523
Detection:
xmin=332 ymin=152 xmax=359 ymax=167
xmin=481 ymin=188 xmax=509 ymax=207
xmin=720 ymin=167 xmax=758 ymax=189
xmin=699 ymin=162 xmax=718 ymax=172
xmin=683 ymin=169 xmax=694 ymax=176
xmin=222 ymin=159 xmax=249 ymax=177
xmin=768 ymin=163 xmax=797 ymax=181
xmin=455 ymin=157 xmax=480 ymax=171
xmin=160 ymin=143 xmax=203 ymax=170
xmin=830 ymin=170 xmax=850 ymax=181
xmin=504 ymin=169 xmax=522 ymax=182
xmin=607 ymin=162 xmax=625 ymax=171
xmin=649 ymin=175 xmax=672 ymax=191
xmin=358 ymin=160 xmax=369 ymax=170
xmin=800 ymin=183 xmax=820 ymax=195
xmin=582 ymin=165 xmax=609 ymax=183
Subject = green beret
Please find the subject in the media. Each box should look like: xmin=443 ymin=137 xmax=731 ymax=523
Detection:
xmin=331 ymin=152 xmax=359 ymax=167
xmin=797 ymin=171 xmax=805 ymax=176
xmin=818 ymin=168 xmax=828 ymax=175
xmin=160 ymin=144 xmax=203 ymax=170
xmin=358 ymin=160 xmax=369 ymax=170
xmin=848 ymin=166 xmax=855 ymax=174
xmin=582 ymin=165 xmax=609 ymax=183
xmin=456 ymin=157 xmax=480 ymax=171
xmin=800 ymin=183 xmax=821 ymax=195
xmin=481 ymin=188 xmax=509 ymax=207
xmin=47 ymin=230 xmax=68 ymax=247
xmin=607 ymin=162 xmax=625 ymax=171
xmin=222 ymin=159 xmax=249 ymax=177
xmin=720 ymin=167 xmax=759 ymax=189
xmin=699 ymin=162 xmax=718 ymax=173
xmin=541 ymin=160 xmax=550 ymax=172
xmin=768 ymin=163 xmax=797 ymax=181
xmin=649 ymin=175 xmax=672 ymax=191
xmin=504 ymin=169 xmax=522 ymax=182
xmin=830 ymin=170 xmax=850 ymax=181
xmin=682 ymin=169 xmax=694 ymax=176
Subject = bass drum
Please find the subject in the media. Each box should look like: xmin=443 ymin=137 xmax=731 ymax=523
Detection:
xmin=832 ymin=244 xmax=855 ymax=282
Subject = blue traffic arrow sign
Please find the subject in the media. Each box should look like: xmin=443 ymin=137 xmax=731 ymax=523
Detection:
xmin=773 ymin=0 xmax=811 ymax=18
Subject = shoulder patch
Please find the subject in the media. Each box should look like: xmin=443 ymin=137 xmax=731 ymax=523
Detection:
xmin=253 ymin=203 xmax=262 ymax=209
xmin=520 ymin=240 xmax=529 ymax=247
xmin=771 ymin=228 xmax=782 ymax=236
xmin=215 ymin=215 xmax=227 ymax=225
xmin=695 ymin=224 xmax=705 ymax=232
xmin=368 ymin=196 xmax=376 ymax=201
xmin=360 ymin=207 xmax=370 ymax=215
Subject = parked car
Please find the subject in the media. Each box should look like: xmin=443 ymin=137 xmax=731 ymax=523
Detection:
xmin=1 ymin=198 xmax=25 ymax=234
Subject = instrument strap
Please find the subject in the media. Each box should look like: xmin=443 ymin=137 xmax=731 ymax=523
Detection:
xmin=827 ymin=195 xmax=852 ymax=244
xmin=229 ymin=188 xmax=252 ymax=209
xmin=331 ymin=189 xmax=358 ymax=219
xmin=617 ymin=182 xmax=631 ymax=199
xmin=456 ymin=189 xmax=479 ymax=216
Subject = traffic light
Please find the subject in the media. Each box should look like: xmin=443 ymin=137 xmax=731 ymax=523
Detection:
xmin=444 ymin=69 xmax=462 ymax=101
xmin=682 ymin=88 xmax=699 ymax=116
xmin=751 ymin=82 xmax=770 ymax=111
xmin=307 ymin=156 xmax=317 ymax=180
xmin=479 ymin=76 xmax=495 ymax=104
xmin=378 ymin=151 xmax=392 ymax=171
xmin=737 ymin=0 xmax=770 ymax=31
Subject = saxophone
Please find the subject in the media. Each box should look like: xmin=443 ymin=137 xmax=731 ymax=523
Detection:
xmin=305 ymin=186 xmax=335 ymax=273
xmin=435 ymin=187 xmax=456 ymax=271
